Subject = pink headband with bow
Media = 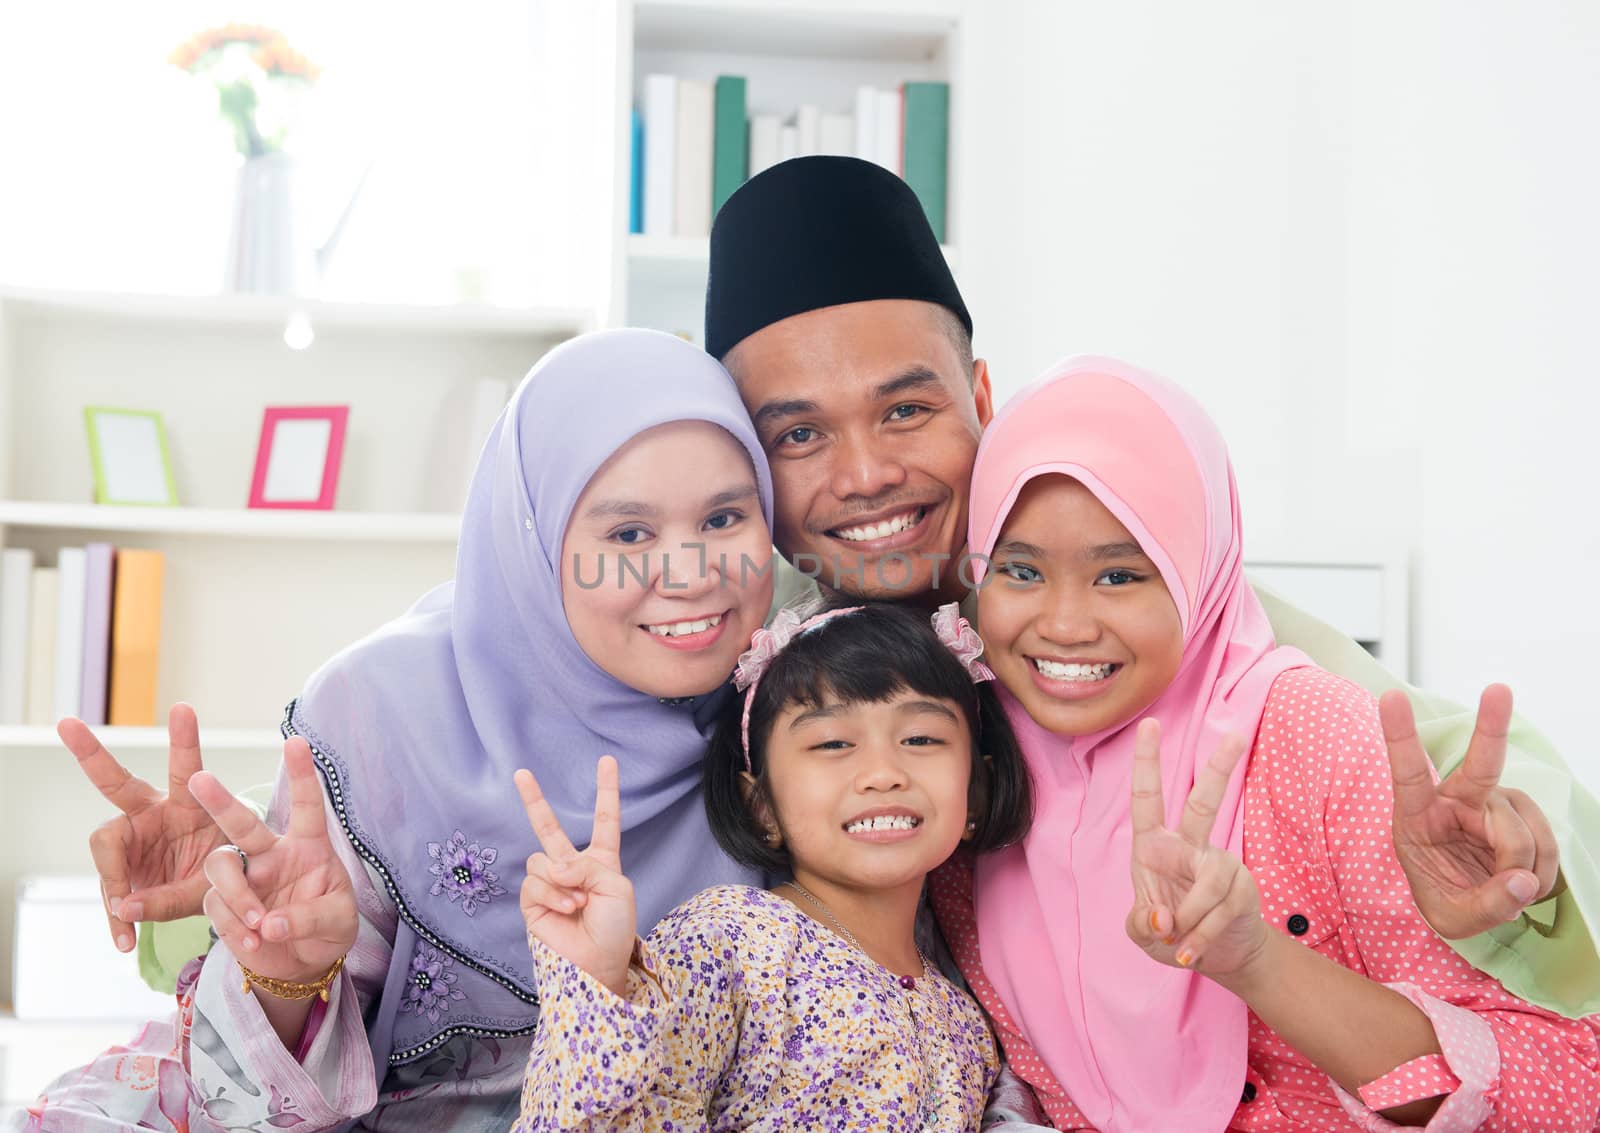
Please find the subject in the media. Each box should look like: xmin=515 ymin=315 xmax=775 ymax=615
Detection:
xmin=731 ymin=602 xmax=995 ymax=771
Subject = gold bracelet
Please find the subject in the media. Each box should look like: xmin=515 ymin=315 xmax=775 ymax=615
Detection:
xmin=238 ymin=955 xmax=346 ymax=1002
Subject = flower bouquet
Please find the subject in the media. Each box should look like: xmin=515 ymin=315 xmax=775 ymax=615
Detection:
xmin=169 ymin=24 xmax=321 ymax=158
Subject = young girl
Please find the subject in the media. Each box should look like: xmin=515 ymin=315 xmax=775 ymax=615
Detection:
xmin=511 ymin=601 xmax=1034 ymax=1131
xmin=929 ymin=355 xmax=1600 ymax=1132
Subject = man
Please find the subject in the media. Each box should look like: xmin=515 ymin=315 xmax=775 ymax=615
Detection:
xmin=704 ymin=155 xmax=1597 ymax=1012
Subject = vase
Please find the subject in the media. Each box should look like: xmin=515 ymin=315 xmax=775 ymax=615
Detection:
xmin=223 ymin=152 xmax=311 ymax=295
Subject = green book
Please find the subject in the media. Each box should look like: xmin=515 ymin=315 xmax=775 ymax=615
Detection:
xmin=713 ymin=75 xmax=748 ymax=216
xmin=902 ymin=81 xmax=950 ymax=243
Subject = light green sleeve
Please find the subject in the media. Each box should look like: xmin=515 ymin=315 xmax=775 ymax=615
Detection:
xmin=137 ymin=783 xmax=275 ymax=995
xmin=1255 ymin=580 xmax=1600 ymax=1017
xmin=768 ymin=551 xmax=822 ymax=620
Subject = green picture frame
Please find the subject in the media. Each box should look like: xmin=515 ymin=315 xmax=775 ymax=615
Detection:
xmin=83 ymin=406 xmax=180 ymax=507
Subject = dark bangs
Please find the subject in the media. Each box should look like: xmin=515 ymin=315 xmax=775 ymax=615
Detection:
xmin=747 ymin=604 xmax=983 ymax=752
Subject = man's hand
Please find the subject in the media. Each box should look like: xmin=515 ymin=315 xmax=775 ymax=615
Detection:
xmin=61 ymin=703 xmax=226 ymax=951
xmin=1382 ymin=684 xmax=1560 ymax=939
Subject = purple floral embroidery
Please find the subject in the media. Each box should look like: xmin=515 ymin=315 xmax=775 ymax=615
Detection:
xmin=402 ymin=944 xmax=467 ymax=1024
xmin=427 ymin=829 xmax=506 ymax=915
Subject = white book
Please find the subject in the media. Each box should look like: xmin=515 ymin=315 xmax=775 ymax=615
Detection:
xmin=54 ymin=547 xmax=87 ymax=722
xmin=875 ymin=88 xmax=902 ymax=174
xmin=779 ymin=125 xmax=799 ymax=162
xmin=854 ymin=86 xmax=879 ymax=163
xmin=461 ymin=377 xmax=511 ymax=509
xmin=26 ymin=566 xmax=58 ymax=726
xmin=0 ymin=547 xmax=35 ymax=724
xmin=643 ymin=74 xmax=678 ymax=238
xmin=749 ymin=115 xmax=782 ymax=177
xmin=820 ymin=113 xmax=855 ymax=156
xmin=795 ymin=104 xmax=821 ymax=156
xmin=673 ymin=79 xmax=715 ymax=239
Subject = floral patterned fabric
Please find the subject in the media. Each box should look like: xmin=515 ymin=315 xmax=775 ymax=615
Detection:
xmin=514 ymin=885 xmax=1000 ymax=1132
xmin=426 ymin=830 xmax=508 ymax=916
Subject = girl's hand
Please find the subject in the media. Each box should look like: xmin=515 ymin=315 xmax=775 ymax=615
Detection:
xmin=515 ymin=756 xmax=636 ymax=998
xmin=187 ymin=739 xmax=358 ymax=984
xmin=1124 ymin=720 xmax=1268 ymax=981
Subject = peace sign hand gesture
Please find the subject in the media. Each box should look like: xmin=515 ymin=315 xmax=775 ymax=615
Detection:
xmin=1381 ymin=684 xmax=1559 ymax=939
xmin=187 ymin=738 xmax=358 ymax=985
xmin=515 ymin=756 xmax=636 ymax=998
xmin=61 ymin=704 xmax=225 ymax=951
xmin=1124 ymin=720 xmax=1267 ymax=980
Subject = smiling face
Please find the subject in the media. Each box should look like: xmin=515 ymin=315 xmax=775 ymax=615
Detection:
xmin=560 ymin=420 xmax=774 ymax=699
xmin=978 ymin=475 xmax=1186 ymax=736
xmin=759 ymin=688 xmax=973 ymax=893
xmin=724 ymin=299 xmax=992 ymax=604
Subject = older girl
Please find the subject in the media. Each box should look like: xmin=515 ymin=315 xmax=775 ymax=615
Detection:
xmin=931 ymin=356 xmax=1600 ymax=1131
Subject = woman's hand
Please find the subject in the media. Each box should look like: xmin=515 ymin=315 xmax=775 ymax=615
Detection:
xmin=515 ymin=756 xmax=636 ymax=998
xmin=61 ymin=703 xmax=225 ymax=950
xmin=187 ymin=738 xmax=358 ymax=985
xmin=1124 ymin=719 xmax=1267 ymax=981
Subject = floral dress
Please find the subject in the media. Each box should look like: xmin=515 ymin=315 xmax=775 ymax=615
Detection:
xmin=515 ymin=885 xmax=1000 ymax=1131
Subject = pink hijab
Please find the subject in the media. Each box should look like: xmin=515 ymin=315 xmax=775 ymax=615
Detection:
xmin=969 ymin=355 xmax=1308 ymax=1132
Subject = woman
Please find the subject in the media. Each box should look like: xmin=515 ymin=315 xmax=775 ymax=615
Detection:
xmin=17 ymin=328 xmax=777 ymax=1131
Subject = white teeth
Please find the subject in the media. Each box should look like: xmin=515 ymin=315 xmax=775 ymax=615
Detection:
xmin=645 ymin=614 xmax=723 ymax=637
xmin=845 ymin=814 xmax=922 ymax=834
xmin=1034 ymin=659 xmax=1115 ymax=681
xmin=835 ymin=510 xmax=920 ymax=543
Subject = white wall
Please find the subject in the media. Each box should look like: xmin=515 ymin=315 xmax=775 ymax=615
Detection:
xmin=958 ymin=2 xmax=1598 ymax=778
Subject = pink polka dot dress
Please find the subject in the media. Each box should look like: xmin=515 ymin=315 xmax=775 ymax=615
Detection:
xmin=931 ymin=669 xmax=1600 ymax=1131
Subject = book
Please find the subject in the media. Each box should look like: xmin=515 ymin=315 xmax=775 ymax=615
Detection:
xmin=643 ymin=74 xmax=677 ymax=238
xmin=674 ymin=78 xmax=715 ymax=238
xmin=25 ymin=566 xmax=58 ymax=726
xmin=0 ymin=547 xmax=36 ymax=724
xmin=629 ymin=107 xmax=644 ymax=235
xmin=749 ymin=115 xmax=781 ymax=177
xmin=79 ymin=543 xmax=115 ymax=726
xmin=107 ymin=548 xmax=164 ymax=728
xmin=854 ymin=86 xmax=879 ymax=164
xmin=712 ymin=75 xmax=747 ymax=216
xmin=795 ymin=104 xmax=820 ymax=156
xmin=820 ymin=113 xmax=855 ymax=157
xmin=54 ymin=547 xmax=87 ymax=722
xmin=779 ymin=125 xmax=799 ymax=163
xmin=902 ymin=81 xmax=951 ymax=242
xmin=875 ymin=88 xmax=903 ymax=174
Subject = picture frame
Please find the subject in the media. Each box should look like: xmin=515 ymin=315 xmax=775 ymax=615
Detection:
xmin=83 ymin=407 xmax=180 ymax=507
xmin=248 ymin=405 xmax=350 ymax=510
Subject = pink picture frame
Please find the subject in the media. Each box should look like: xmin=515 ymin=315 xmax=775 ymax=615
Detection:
xmin=248 ymin=405 xmax=350 ymax=510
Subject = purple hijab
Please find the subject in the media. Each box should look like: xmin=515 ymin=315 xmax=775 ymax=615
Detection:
xmin=285 ymin=329 xmax=770 ymax=1065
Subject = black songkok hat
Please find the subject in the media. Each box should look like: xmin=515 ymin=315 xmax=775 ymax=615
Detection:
xmin=704 ymin=156 xmax=972 ymax=360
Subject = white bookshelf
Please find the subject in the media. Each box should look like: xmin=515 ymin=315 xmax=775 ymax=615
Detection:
xmin=611 ymin=0 xmax=964 ymax=341
xmin=0 ymin=286 xmax=583 ymax=1019
xmin=0 ymin=501 xmax=460 ymax=544
xmin=0 ymin=287 xmax=589 ymax=338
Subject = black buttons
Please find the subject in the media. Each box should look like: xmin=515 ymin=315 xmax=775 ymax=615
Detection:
xmin=1287 ymin=913 xmax=1310 ymax=936
xmin=1241 ymin=1082 xmax=1257 ymax=1104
